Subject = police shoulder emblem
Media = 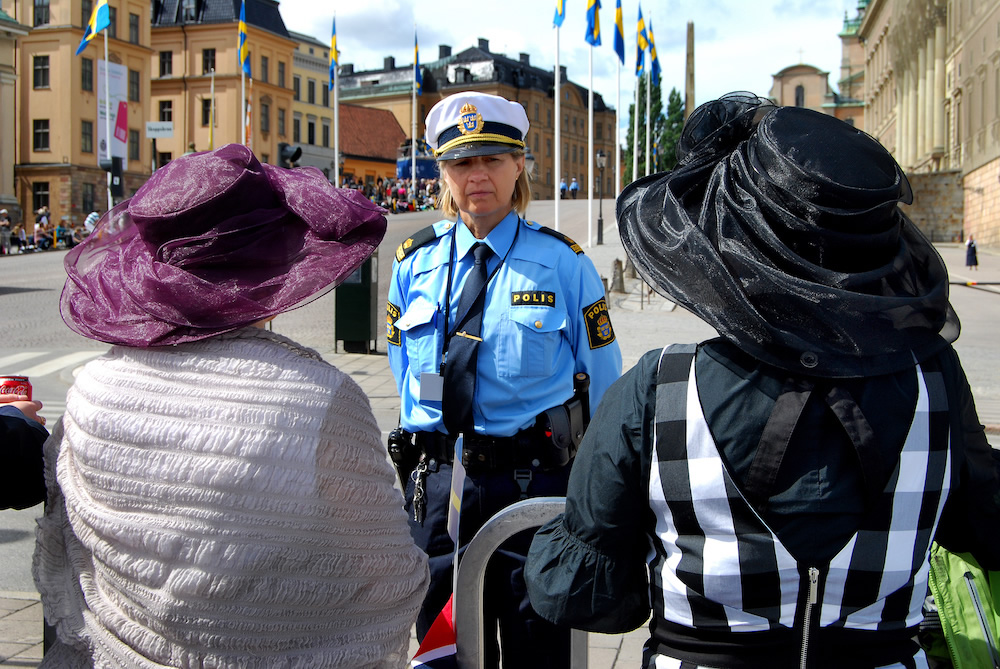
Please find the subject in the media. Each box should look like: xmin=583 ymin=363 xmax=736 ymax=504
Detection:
xmin=583 ymin=298 xmax=616 ymax=349
xmin=458 ymin=103 xmax=484 ymax=136
xmin=386 ymin=301 xmax=401 ymax=346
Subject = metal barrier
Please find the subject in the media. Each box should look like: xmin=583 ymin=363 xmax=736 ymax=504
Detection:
xmin=453 ymin=496 xmax=588 ymax=668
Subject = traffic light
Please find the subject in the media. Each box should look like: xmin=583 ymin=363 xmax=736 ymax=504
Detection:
xmin=99 ymin=156 xmax=124 ymax=197
xmin=278 ymin=142 xmax=302 ymax=168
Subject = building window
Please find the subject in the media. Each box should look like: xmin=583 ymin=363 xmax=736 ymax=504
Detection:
xmin=203 ymin=48 xmax=216 ymax=74
xmin=534 ymin=102 xmax=539 ymax=121
xmin=546 ymin=138 xmax=551 ymax=157
xmin=260 ymin=55 xmax=268 ymax=83
xmin=260 ymin=153 xmax=269 ymax=164
xmin=159 ymin=100 xmax=172 ymax=121
xmin=307 ymin=119 xmax=315 ymax=145
xmin=81 ymin=0 xmax=92 ymax=27
xmin=159 ymin=51 xmax=172 ymax=77
xmin=293 ymin=117 xmax=301 ymax=142
xmin=293 ymin=76 xmax=300 ymax=100
xmin=259 ymin=100 xmax=270 ymax=133
xmin=547 ymin=109 xmax=552 ymax=127
xmin=33 ymin=0 xmax=49 ymax=26
xmin=33 ymin=55 xmax=49 ymax=89
xmin=322 ymin=122 xmax=330 ymax=147
xmin=129 ymin=13 xmax=139 ymax=44
xmin=81 ymin=120 xmax=94 ymax=153
xmin=181 ymin=0 xmax=197 ymax=20
xmin=322 ymin=85 xmax=329 ymax=107
xmin=33 ymin=120 xmax=50 ymax=151
xmin=158 ymin=152 xmax=172 ymax=166
xmin=307 ymin=79 xmax=316 ymax=104
xmin=277 ymin=107 xmax=285 ymax=135
xmin=107 ymin=7 xmax=116 ymax=39
xmin=795 ymin=85 xmax=805 ymax=107
xmin=278 ymin=62 xmax=285 ymax=88
xmin=596 ymin=122 xmax=602 ymax=140
xmin=33 ymin=182 xmax=49 ymax=212
xmin=82 ymin=182 xmax=96 ymax=213
xmin=82 ymin=57 xmax=93 ymax=91
xmin=201 ymin=98 xmax=218 ymax=126
xmin=128 ymin=69 xmax=140 ymax=102
xmin=129 ymin=129 xmax=140 ymax=161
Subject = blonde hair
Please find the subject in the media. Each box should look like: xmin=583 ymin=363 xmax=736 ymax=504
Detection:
xmin=437 ymin=150 xmax=532 ymax=219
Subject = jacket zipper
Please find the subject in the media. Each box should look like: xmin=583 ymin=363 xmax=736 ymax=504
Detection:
xmin=800 ymin=567 xmax=820 ymax=669
xmin=963 ymin=571 xmax=1000 ymax=668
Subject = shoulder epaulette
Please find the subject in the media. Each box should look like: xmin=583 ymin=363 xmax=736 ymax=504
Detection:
xmin=535 ymin=224 xmax=584 ymax=255
xmin=395 ymin=225 xmax=441 ymax=262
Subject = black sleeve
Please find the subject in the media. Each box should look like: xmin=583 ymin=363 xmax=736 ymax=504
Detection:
xmin=526 ymin=349 xmax=660 ymax=633
xmin=932 ymin=347 xmax=1000 ymax=570
xmin=0 ymin=406 xmax=48 ymax=510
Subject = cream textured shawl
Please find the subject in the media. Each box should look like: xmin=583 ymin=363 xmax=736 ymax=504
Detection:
xmin=34 ymin=328 xmax=428 ymax=668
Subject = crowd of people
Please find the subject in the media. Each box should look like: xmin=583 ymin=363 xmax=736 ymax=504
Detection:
xmin=0 ymin=206 xmax=91 ymax=255
xmin=341 ymin=175 xmax=440 ymax=214
xmin=2 ymin=89 xmax=998 ymax=669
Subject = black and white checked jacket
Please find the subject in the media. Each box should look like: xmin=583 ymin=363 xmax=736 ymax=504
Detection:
xmin=645 ymin=345 xmax=951 ymax=669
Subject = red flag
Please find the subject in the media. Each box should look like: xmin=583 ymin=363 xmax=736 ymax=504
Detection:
xmin=410 ymin=595 xmax=458 ymax=668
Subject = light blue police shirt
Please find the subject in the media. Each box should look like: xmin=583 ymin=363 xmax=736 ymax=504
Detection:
xmin=387 ymin=210 xmax=622 ymax=437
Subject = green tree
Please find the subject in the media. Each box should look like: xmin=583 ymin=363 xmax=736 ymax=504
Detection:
xmin=656 ymin=88 xmax=685 ymax=172
xmin=623 ymin=73 xmax=665 ymax=185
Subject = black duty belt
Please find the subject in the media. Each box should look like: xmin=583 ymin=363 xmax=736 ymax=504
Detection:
xmin=413 ymin=430 xmax=549 ymax=474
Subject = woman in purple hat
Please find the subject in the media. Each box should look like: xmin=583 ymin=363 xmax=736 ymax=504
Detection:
xmin=34 ymin=144 xmax=428 ymax=668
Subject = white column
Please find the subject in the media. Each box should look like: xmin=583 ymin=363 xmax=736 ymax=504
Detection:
xmin=933 ymin=23 xmax=946 ymax=152
xmin=908 ymin=65 xmax=919 ymax=167
xmin=924 ymin=32 xmax=935 ymax=157
xmin=916 ymin=45 xmax=926 ymax=162
xmin=898 ymin=69 xmax=909 ymax=168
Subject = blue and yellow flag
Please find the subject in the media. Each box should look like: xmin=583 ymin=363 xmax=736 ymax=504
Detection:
xmin=613 ymin=0 xmax=625 ymax=64
xmin=414 ymin=31 xmax=422 ymax=93
xmin=648 ymin=20 xmax=661 ymax=82
xmin=635 ymin=4 xmax=648 ymax=77
xmin=329 ymin=17 xmax=337 ymax=91
xmin=238 ymin=0 xmax=250 ymax=76
xmin=554 ymin=0 xmax=566 ymax=27
xmin=585 ymin=0 xmax=601 ymax=46
xmin=75 ymin=0 xmax=110 ymax=55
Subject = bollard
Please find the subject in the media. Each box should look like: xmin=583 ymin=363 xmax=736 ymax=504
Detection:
xmin=611 ymin=259 xmax=626 ymax=293
xmin=625 ymin=256 xmax=637 ymax=279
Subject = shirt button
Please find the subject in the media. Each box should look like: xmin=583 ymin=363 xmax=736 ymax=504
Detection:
xmin=535 ymin=320 xmax=543 ymax=328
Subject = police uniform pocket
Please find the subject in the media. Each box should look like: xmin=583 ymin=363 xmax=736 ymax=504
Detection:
xmin=501 ymin=306 xmax=567 ymax=378
xmin=397 ymin=298 xmax=440 ymax=374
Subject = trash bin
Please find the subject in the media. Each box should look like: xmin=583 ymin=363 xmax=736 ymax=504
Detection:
xmin=335 ymin=251 xmax=378 ymax=353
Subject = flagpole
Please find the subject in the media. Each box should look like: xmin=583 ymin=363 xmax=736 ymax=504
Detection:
xmin=587 ymin=47 xmax=594 ymax=249
xmin=104 ymin=30 xmax=112 ymax=210
xmin=615 ymin=64 xmax=621 ymax=195
xmin=209 ymin=68 xmax=215 ymax=150
xmin=240 ymin=66 xmax=245 ymax=146
xmin=334 ymin=68 xmax=340 ymax=187
xmin=631 ymin=77 xmax=638 ymax=183
xmin=553 ymin=24 xmax=561 ymax=232
xmin=412 ymin=24 xmax=417 ymax=206
xmin=645 ymin=69 xmax=651 ymax=177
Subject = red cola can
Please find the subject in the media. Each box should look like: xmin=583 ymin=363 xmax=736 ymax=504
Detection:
xmin=0 ymin=375 xmax=32 ymax=400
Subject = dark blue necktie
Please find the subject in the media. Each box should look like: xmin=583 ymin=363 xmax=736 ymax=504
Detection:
xmin=443 ymin=242 xmax=492 ymax=435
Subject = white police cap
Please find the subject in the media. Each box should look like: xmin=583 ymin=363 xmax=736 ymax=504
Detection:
xmin=425 ymin=92 xmax=529 ymax=161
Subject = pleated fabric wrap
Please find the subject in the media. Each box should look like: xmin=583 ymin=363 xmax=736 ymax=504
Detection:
xmin=33 ymin=328 xmax=428 ymax=668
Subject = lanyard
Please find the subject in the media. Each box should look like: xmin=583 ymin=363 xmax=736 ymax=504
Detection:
xmin=439 ymin=217 xmax=521 ymax=368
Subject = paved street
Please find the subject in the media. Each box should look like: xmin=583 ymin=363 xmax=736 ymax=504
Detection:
xmin=1 ymin=198 xmax=999 ymax=667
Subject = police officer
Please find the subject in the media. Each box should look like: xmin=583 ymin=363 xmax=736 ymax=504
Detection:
xmin=387 ymin=92 xmax=621 ymax=667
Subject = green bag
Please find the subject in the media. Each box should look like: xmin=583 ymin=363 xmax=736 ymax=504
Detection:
xmin=925 ymin=542 xmax=1000 ymax=669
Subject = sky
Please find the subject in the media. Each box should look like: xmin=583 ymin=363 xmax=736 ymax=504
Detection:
xmin=279 ymin=0 xmax=858 ymax=132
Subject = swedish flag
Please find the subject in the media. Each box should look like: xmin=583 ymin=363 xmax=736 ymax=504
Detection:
xmin=414 ymin=31 xmax=422 ymax=93
xmin=554 ymin=0 xmax=566 ymax=27
xmin=238 ymin=0 xmax=250 ymax=76
xmin=636 ymin=4 xmax=649 ymax=51
xmin=585 ymin=0 xmax=601 ymax=46
xmin=613 ymin=0 xmax=625 ymax=65
xmin=75 ymin=0 xmax=110 ymax=56
xmin=329 ymin=17 xmax=337 ymax=90
xmin=648 ymin=20 xmax=661 ymax=82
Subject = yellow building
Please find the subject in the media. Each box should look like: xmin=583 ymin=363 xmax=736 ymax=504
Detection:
xmin=0 ymin=7 xmax=27 ymax=220
xmin=150 ymin=0 xmax=294 ymax=167
xmin=2 ymin=0 xmax=151 ymax=225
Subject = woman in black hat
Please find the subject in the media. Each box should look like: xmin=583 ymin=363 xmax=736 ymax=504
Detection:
xmin=525 ymin=93 xmax=1000 ymax=668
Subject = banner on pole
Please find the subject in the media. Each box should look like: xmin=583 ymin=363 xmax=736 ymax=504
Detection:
xmin=97 ymin=60 xmax=128 ymax=170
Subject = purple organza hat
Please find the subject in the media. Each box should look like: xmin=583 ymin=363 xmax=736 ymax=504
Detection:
xmin=61 ymin=143 xmax=386 ymax=347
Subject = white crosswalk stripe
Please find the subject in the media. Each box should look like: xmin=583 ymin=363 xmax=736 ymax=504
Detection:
xmin=0 ymin=350 xmax=105 ymax=380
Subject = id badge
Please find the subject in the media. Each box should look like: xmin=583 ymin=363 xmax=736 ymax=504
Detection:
xmin=420 ymin=372 xmax=444 ymax=403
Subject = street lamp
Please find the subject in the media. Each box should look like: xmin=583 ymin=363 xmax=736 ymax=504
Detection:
xmin=595 ymin=149 xmax=607 ymax=245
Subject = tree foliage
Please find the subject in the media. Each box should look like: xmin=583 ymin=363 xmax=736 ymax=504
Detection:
xmin=623 ymin=79 xmax=685 ymax=184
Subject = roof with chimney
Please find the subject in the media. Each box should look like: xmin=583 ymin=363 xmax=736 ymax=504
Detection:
xmin=151 ymin=0 xmax=288 ymax=37
xmin=339 ymin=103 xmax=406 ymax=162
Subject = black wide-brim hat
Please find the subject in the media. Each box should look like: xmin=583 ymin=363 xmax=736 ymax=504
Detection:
xmin=618 ymin=93 xmax=959 ymax=378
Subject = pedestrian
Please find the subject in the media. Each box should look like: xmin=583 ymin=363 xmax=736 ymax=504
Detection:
xmin=559 ymin=176 xmax=567 ymax=199
xmin=0 ymin=209 xmax=11 ymax=255
xmin=966 ymin=234 xmax=978 ymax=270
xmin=526 ymin=93 xmax=1000 ymax=668
xmin=35 ymin=144 xmax=428 ymax=668
xmin=569 ymin=176 xmax=579 ymax=199
xmin=387 ymin=91 xmax=622 ymax=668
